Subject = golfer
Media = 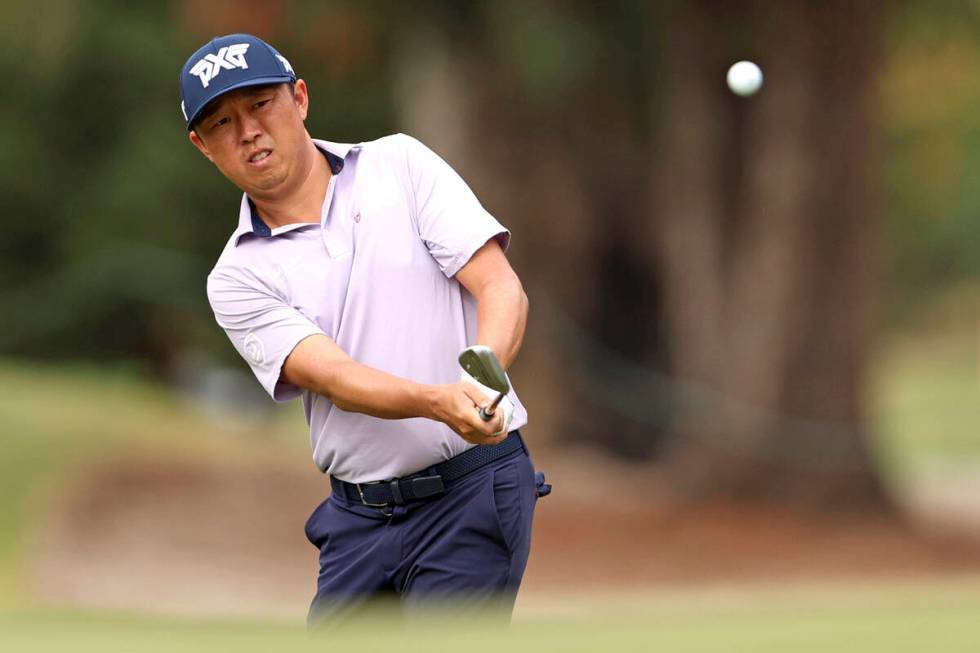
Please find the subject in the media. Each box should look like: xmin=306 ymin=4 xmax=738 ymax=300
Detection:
xmin=179 ymin=34 xmax=549 ymax=624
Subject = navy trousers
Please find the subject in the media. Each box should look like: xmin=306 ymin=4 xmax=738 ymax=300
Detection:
xmin=304 ymin=443 xmax=545 ymax=625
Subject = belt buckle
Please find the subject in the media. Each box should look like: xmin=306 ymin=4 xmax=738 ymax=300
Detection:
xmin=355 ymin=482 xmax=390 ymax=508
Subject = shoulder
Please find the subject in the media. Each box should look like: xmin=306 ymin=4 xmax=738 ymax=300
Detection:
xmin=206 ymin=246 xmax=246 ymax=301
xmin=352 ymin=133 xmax=433 ymax=165
xmin=209 ymin=230 xmax=248 ymax=278
xmin=207 ymin=235 xmax=275 ymax=301
xmin=363 ymin=132 xmax=422 ymax=151
xmin=312 ymin=133 xmax=441 ymax=172
xmin=344 ymin=134 xmax=445 ymax=198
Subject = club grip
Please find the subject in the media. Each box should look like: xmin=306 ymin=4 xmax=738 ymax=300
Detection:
xmin=478 ymin=392 xmax=504 ymax=422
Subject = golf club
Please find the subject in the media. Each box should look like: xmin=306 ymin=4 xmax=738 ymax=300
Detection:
xmin=458 ymin=345 xmax=510 ymax=421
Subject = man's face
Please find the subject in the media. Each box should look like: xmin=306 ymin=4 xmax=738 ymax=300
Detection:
xmin=189 ymin=81 xmax=311 ymax=198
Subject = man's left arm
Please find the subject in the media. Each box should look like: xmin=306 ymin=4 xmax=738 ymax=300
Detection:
xmin=400 ymin=133 xmax=527 ymax=367
xmin=454 ymin=239 xmax=528 ymax=369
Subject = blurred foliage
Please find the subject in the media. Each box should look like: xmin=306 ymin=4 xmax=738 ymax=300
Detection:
xmin=0 ymin=0 xmax=398 ymax=368
xmin=0 ymin=0 xmax=975 ymax=366
xmin=881 ymin=1 xmax=980 ymax=323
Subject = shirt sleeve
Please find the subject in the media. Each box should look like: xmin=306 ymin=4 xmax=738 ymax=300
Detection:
xmin=402 ymin=134 xmax=511 ymax=277
xmin=206 ymin=270 xmax=325 ymax=402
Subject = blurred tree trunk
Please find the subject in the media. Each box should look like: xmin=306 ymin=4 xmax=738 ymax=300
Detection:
xmin=393 ymin=1 xmax=890 ymax=513
xmin=650 ymin=1 xmax=889 ymax=511
xmin=391 ymin=13 xmax=608 ymax=449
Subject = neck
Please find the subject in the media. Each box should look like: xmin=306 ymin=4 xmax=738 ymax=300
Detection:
xmin=250 ymin=140 xmax=331 ymax=229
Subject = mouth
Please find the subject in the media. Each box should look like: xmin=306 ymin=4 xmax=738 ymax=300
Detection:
xmin=247 ymin=149 xmax=273 ymax=165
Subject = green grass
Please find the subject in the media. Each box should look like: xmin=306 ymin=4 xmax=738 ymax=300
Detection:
xmin=0 ymin=302 xmax=976 ymax=648
xmin=0 ymin=362 xmax=305 ymax=603
xmin=3 ymin=578 xmax=980 ymax=652
xmin=2 ymin=316 xmax=973 ymax=592
xmin=871 ymin=316 xmax=980 ymax=481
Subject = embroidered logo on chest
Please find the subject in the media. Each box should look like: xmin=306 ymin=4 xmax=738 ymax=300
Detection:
xmin=278 ymin=255 xmax=304 ymax=276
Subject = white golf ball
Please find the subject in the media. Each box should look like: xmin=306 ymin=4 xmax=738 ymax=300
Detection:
xmin=727 ymin=60 xmax=763 ymax=97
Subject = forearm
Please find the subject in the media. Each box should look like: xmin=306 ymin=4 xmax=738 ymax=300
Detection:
xmin=319 ymin=360 xmax=439 ymax=419
xmin=474 ymin=276 xmax=528 ymax=370
xmin=283 ymin=335 xmax=437 ymax=420
xmin=282 ymin=334 xmax=508 ymax=444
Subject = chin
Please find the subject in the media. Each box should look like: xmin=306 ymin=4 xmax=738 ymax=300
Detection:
xmin=245 ymin=169 xmax=288 ymax=194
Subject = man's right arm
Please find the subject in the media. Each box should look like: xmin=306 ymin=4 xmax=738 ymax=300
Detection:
xmin=208 ymin=270 xmax=505 ymax=445
xmin=282 ymin=334 xmax=507 ymax=445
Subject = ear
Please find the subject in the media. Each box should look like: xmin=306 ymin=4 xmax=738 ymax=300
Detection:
xmin=293 ymin=79 xmax=310 ymax=121
xmin=188 ymin=130 xmax=214 ymax=162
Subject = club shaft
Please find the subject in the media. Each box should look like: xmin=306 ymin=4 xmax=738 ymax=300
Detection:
xmin=479 ymin=392 xmax=505 ymax=421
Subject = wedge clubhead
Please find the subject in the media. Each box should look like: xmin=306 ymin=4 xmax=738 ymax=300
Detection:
xmin=458 ymin=345 xmax=510 ymax=421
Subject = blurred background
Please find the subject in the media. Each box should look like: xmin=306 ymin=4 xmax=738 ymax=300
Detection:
xmin=1 ymin=0 xmax=978 ymax=650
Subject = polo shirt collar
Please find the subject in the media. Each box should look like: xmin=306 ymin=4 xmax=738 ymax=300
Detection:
xmin=232 ymin=139 xmax=357 ymax=245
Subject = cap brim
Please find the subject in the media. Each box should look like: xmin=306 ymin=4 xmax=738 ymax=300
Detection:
xmin=185 ymin=74 xmax=296 ymax=130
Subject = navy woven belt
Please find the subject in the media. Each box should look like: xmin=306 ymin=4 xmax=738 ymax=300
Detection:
xmin=331 ymin=430 xmax=524 ymax=507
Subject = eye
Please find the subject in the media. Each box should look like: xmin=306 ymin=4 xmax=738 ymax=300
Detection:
xmin=210 ymin=116 xmax=229 ymax=130
xmin=253 ymin=98 xmax=271 ymax=110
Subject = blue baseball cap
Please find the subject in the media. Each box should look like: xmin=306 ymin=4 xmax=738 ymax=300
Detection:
xmin=179 ymin=33 xmax=297 ymax=131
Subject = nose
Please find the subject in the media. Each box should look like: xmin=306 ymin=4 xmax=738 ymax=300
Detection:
xmin=237 ymin=111 xmax=262 ymax=144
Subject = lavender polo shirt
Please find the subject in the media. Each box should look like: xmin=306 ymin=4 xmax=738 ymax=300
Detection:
xmin=206 ymin=134 xmax=528 ymax=482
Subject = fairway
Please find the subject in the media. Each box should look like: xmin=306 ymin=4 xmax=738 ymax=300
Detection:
xmin=3 ymin=4 xmax=980 ymax=653
xmin=1 ymin=335 xmax=978 ymax=650
xmin=4 ymin=578 xmax=980 ymax=652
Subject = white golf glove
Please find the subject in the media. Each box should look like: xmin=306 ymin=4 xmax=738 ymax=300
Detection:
xmin=460 ymin=370 xmax=514 ymax=436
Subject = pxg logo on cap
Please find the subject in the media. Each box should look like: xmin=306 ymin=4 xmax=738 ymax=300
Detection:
xmin=189 ymin=43 xmax=251 ymax=89
xmin=179 ymin=33 xmax=296 ymax=131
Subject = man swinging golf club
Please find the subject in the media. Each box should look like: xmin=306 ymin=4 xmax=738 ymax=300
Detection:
xmin=179 ymin=33 xmax=549 ymax=625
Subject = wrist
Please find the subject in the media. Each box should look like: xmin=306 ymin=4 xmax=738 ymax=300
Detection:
xmin=474 ymin=341 xmax=514 ymax=370
xmin=415 ymin=383 xmax=443 ymax=421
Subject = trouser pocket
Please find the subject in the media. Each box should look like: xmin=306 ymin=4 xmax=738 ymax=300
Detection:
xmin=488 ymin=454 xmax=539 ymax=558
